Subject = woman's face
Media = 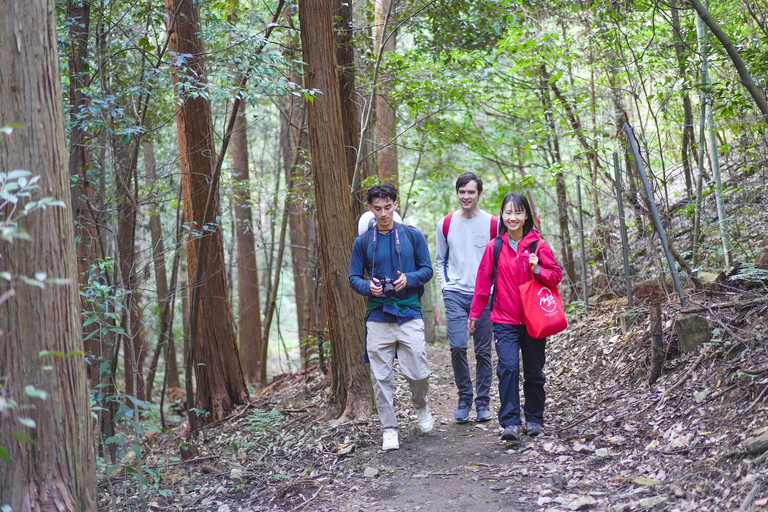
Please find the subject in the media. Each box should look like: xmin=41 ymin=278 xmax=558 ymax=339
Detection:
xmin=502 ymin=201 xmax=528 ymax=240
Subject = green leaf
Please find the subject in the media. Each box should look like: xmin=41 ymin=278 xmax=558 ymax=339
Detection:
xmin=130 ymin=442 xmax=142 ymax=460
xmin=17 ymin=418 xmax=36 ymax=428
xmin=24 ymin=385 xmax=48 ymax=400
xmin=125 ymin=395 xmax=149 ymax=409
xmin=82 ymin=315 xmax=100 ymax=327
xmin=11 ymin=432 xmax=35 ymax=444
xmin=0 ymin=446 xmax=10 ymax=463
xmin=39 ymin=350 xmax=65 ymax=358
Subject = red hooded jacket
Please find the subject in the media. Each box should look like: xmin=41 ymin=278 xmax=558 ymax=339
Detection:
xmin=470 ymin=230 xmax=563 ymax=325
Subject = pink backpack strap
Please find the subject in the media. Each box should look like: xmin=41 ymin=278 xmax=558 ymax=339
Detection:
xmin=490 ymin=216 xmax=499 ymax=239
xmin=442 ymin=212 xmax=453 ymax=238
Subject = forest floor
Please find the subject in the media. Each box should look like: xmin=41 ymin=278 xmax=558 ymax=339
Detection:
xmin=100 ymin=290 xmax=768 ymax=512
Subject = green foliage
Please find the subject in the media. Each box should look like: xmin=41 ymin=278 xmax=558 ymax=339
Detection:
xmin=246 ymin=407 xmax=282 ymax=434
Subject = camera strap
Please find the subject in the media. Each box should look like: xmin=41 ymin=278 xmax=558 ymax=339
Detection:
xmin=370 ymin=224 xmax=403 ymax=280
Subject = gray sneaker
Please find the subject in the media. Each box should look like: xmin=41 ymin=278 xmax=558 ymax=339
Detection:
xmin=454 ymin=398 xmax=472 ymax=422
xmin=501 ymin=425 xmax=521 ymax=441
xmin=475 ymin=400 xmax=492 ymax=422
xmin=527 ymin=422 xmax=544 ymax=437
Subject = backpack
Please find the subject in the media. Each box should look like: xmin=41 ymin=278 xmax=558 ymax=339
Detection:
xmin=363 ymin=223 xmax=425 ymax=299
xmin=490 ymin=237 xmax=538 ymax=310
xmin=441 ymin=212 xmax=499 ymax=282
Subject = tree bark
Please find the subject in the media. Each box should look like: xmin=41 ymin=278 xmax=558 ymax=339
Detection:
xmin=231 ymin=101 xmax=265 ymax=384
xmin=334 ymin=0 xmax=367 ymax=217
xmin=0 ymin=1 xmax=96 ymax=508
xmin=281 ymin=83 xmax=321 ymax=369
xmin=687 ymin=0 xmax=768 ymax=118
xmin=375 ymin=0 xmax=398 ymax=186
xmin=298 ymin=0 xmax=373 ymax=420
xmin=165 ymin=0 xmax=248 ymax=421
xmin=114 ymin=139 xmax=146 ymax=402
xmin=144 ymin=141 xmax=181 ymax=399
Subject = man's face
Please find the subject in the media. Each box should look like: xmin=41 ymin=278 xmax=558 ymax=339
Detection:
xmin=369 ymin=197 xmax=398 ymax=230
xmin=457 ymin=180 xmax=481 ymax=210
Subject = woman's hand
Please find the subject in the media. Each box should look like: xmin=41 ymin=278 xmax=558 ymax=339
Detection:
xmin=529 ymin=252 xmax=539 ymax=273
xmin=467 ymin=318 xmax=476 ymax=333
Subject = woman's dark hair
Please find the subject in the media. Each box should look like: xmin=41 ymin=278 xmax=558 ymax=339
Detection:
xmin=367 ymin=183 xmax=398 ymax=204
xmin=498 ymin=192 xmax=535 ymax=237
xmin=455 ymin=172 xmax=483 ymax=193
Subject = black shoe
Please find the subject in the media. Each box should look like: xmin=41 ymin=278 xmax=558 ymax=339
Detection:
xmin=501 ymin=425 xmax=521 ymax=441
xmin=527 ymin=422 xmax=544 ymax=437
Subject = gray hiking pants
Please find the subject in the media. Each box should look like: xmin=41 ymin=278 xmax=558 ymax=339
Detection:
xmin=444 ymin=290 xmax=493 ymax=405
xmin=367 ymin=319 xmax=431 ymax=430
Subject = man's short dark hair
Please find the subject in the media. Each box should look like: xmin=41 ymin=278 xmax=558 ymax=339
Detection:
xmin=455 ymin=172 xmax=483 ymax=194
xmin=367 ymin=183 xmax=398 ymax=204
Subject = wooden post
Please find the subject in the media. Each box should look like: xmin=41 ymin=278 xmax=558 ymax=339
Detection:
xmin=648 ymin=301 xmax=665 ymax=385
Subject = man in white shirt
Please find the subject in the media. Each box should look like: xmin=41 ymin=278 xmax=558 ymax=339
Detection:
xmin=435 ymin=173 xmax=498 ymax=422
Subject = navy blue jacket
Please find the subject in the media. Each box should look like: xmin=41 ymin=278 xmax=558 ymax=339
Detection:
xmin=349 ymin=223 xmax=433 ymax=322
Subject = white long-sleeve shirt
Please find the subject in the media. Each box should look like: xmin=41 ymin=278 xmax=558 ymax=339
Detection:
xmin=435 ymin=210 xmax=498 ymax=294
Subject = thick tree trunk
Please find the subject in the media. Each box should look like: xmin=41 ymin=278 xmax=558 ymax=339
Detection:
xmin=231 ymin=102 xmax=265 ymax=384
xmin=165 ymin=0 xmax=248 ymax=421
xmin=0 ymin=1 xmax=96 ymax=508
xmin=115 ymin=140 xmax=147 ymax=402
xmin=375 ymin=0 xmax=398 ymax=186
xmin=298 ymin=0 xmax=372 ymax=420
xmin=334 ymin=0 xmax=367 ymax=217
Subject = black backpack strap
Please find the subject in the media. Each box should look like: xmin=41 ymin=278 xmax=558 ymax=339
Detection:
xmin=490 ymin=236 xmax=503 ymax=310
xmin=400 ymin=224 xmax=425 ymax=299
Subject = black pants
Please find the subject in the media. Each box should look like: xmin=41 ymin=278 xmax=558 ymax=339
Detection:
xmin=493 ymin=323 xmax=546 ymax=428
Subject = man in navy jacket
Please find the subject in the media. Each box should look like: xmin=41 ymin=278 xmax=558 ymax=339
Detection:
xmin=349 ymin=184 xmax=435 ymax=451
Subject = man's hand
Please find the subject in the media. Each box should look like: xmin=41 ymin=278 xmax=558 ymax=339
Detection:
xmin=394 ymin=271 xmax=408 ymax=292
xmin=529 ymin=252 xmax=539 ymax=273
xmin=467 ymin=318 xmax=476 ymax=333
xmin=370 ymin=278 xmax=383 ymax=297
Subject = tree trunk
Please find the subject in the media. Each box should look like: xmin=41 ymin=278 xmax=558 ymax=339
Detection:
xmin=688 ymin=0 xmax=768 ymax=118
xmin=67 ymin=0 xmax=90 ymax=214
xmin=298 ymin=0 xmax=372 ymax=420
xmin=231 ymin=101 xmax=265 ymax=384
xmin=144 ymin=141 xmax=180 ymax=399
xmin=281 ymin=84 xmax=321 ymax=369
xmin=540 ymin=66 xmax=577 ymax=300
xmin=695 ymin=6 xmax=732 ymax=267
xmin=375 ymin=0 xmax=398 ymax=186
xmin=115 ymin=139 xmax=146 ymax=402
xmin=0 ymin=1 xmax=96 ymax=508
xmin=164 ymin=0 xmax=248 ymax=421
xmin=334 ymin=0 xmax=367 ymax=217
xmin=671 ymin=0 xmax=695 ymax=198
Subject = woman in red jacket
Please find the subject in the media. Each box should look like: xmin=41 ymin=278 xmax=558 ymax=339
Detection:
xmin=468 ymin=193 xmax=562 ymax=441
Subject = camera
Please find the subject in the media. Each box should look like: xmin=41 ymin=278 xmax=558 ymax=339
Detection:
xmin=375 ymin=277 xmax=397 ymax=298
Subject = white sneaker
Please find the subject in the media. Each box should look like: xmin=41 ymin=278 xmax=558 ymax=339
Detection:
xmin=382 ymin=428 xmax=399 ymax=451
xmin=416 ymin=405 xmax=434 ymax=433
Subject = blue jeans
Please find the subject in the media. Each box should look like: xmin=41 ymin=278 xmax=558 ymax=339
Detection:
xmin=493 ymin=323 xmax=546 ymax=427
xmin=444 ymin=290 xmax=493 ymax=405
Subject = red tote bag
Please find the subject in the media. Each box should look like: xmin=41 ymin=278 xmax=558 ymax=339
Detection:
xmin=518 ymin=243 xmax=568 ymax=339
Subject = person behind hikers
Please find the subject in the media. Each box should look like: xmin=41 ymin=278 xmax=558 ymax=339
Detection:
xmin=469 ymin=192 xmax=562 ymax=440
xmin=435 ymin=172 xmax=499 ymax=423
xmin=349 ymin=184 xmax=435 ymax=451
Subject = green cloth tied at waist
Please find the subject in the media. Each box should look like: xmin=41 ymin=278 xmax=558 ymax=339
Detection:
xmin=366 ymin=295 xmax=422 ymax=324
xmin=363 ymin=294 xmax=422 ymax=363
